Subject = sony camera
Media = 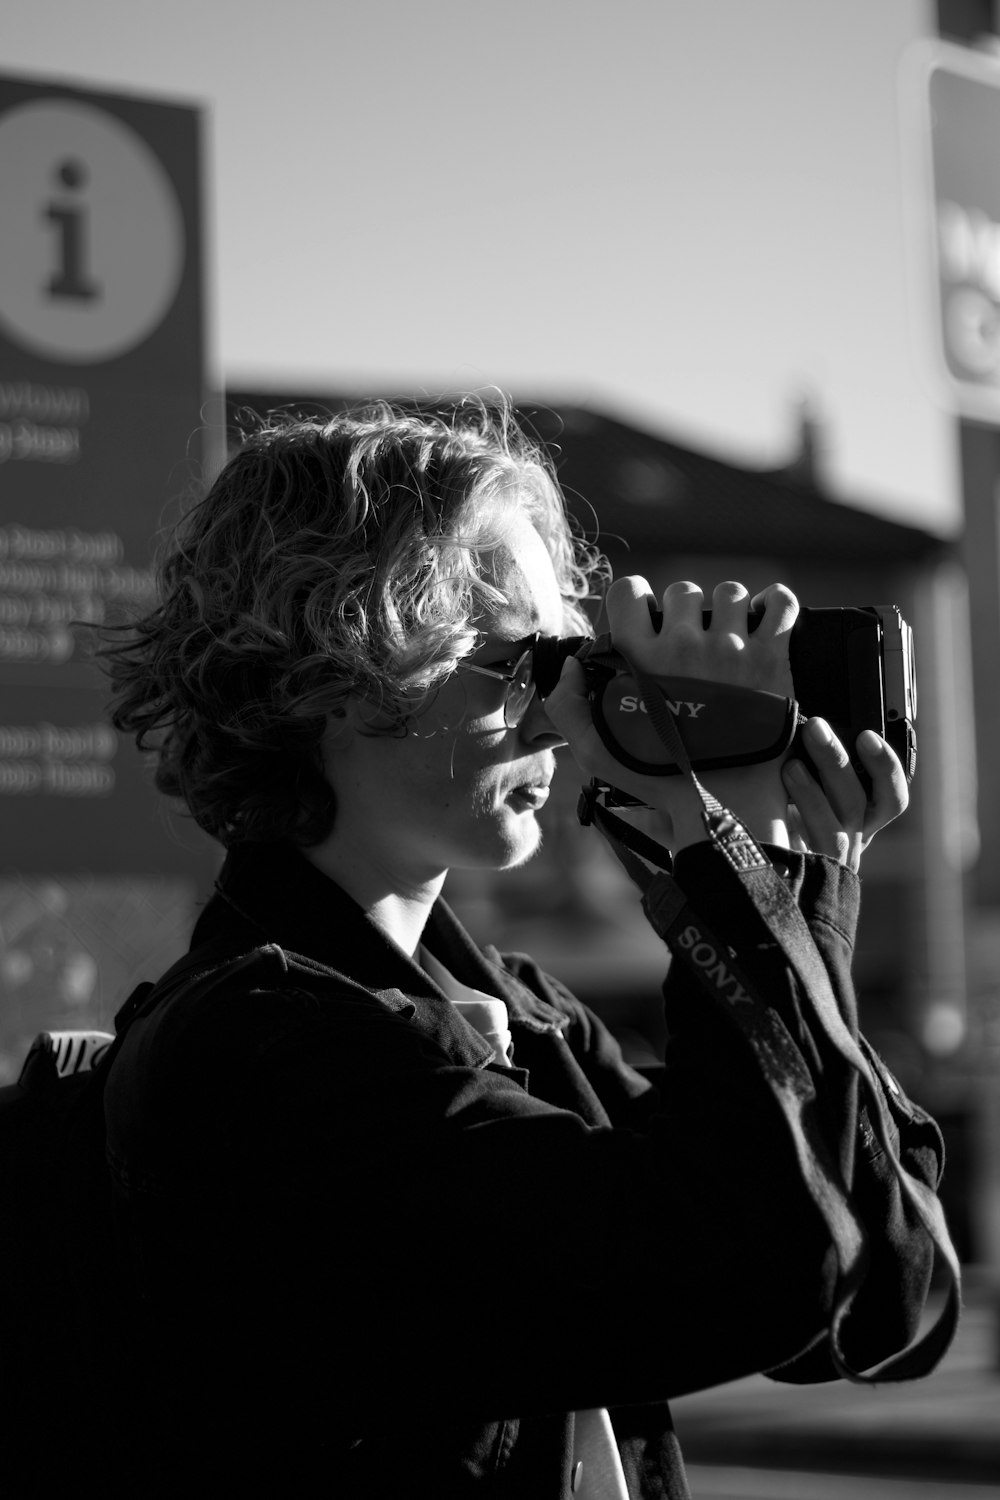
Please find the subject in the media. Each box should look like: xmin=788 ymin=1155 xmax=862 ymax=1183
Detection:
xmin=532 ymin=604 xmax=917 ymax=788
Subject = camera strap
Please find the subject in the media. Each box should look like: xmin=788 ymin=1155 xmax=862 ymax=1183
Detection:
xmin=578 ymin=666 xmax=961 ymax=1384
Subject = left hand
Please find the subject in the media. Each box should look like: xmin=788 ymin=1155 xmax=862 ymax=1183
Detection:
xmin=781 ymin=719 xmax=909 ymax=872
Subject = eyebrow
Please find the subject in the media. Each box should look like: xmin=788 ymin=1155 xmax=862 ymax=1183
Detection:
xmin=473 ymin=631 xmax=538 ymax=663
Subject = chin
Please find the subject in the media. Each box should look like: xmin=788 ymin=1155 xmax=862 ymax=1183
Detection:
xmin=451 ymin=822 xmax=542 ymax=875
xmin=496 ymin=822 xmax=543 ymax=872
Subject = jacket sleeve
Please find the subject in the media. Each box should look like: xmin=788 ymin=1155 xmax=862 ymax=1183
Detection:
xmin=607 ymin=843 xmax=947 ymax=1385
xmin=757 ymin=852 xmax=947 ymax=1382
xmin=515 ymin=842 xmax=949 ymax=1386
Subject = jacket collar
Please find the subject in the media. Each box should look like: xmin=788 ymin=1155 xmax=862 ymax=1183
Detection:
xmin=190 ymin=842 xmax=567 ymax=1063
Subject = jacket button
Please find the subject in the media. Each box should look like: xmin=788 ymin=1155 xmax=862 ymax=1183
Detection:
xmin=571 ymin=1460 xmax=584 ymax=1492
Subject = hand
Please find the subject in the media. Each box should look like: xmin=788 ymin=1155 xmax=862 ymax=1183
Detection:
xmin=546 ymin=577 xmax=799 ymax=849
xmin=781 ymin=719 xmax=909 ymax=872
xmin=608 ymin=576 xmax=797 ymax=699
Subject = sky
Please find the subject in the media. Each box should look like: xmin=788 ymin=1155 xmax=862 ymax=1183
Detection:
xmin=2 ymin=0 xmax=969 ymax=534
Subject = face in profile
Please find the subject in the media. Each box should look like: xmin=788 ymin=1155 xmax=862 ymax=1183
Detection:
xmin=319 ymin=514 xmax=569 ymax=884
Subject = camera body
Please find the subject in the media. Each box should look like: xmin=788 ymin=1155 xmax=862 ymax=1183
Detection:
xmin=533 ymin=604 xmax=917 ymax=785
xmin=773 ymin=604 xmax=916 ymax=781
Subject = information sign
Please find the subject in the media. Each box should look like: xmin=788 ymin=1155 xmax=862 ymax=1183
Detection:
xmin=0 ymin=75 xmax=216 ymax=872
xmin=904 ymin=40 xmax=1000 ymax=421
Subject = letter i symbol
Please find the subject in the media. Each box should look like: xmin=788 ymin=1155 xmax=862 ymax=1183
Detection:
xmin=44 ymin=158 xmax=101 ymax=301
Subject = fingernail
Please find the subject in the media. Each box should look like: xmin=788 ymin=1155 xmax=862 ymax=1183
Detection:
xmin=857 ymin=729 xmax=882 ymax=754
xmin=807 ymin=718 xmax=832 ymax=745
xmin=784 ymin=759 xmax=809 ymax=785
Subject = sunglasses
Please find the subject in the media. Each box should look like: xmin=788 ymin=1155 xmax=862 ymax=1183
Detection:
xmin=457 ymin=634 xmax=540 ymax=727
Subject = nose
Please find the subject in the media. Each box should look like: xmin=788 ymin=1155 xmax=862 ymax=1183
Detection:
xmin=517 ymin=689 xmax=566 ymax=748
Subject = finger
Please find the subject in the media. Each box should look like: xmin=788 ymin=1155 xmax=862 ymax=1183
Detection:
xmin=749 ymin=582 xmax=799 ymax=642
xmin=857 ymin=729 xmax=909 ymax=837
xmin=605 ymin=576 xmax=658 ymax=639
xmin=781 ymin=757 xmax=856 ymax=866
xmin=800 ymin=717 xmax=867 ymax=826
xmin=707 ymin=580 xmax=751 ymax=638
xmin=660 ymin=580 xmax=704 ymax=631
xmin=785 ymin=799 xmax=813 ymax=855
xmin=543 ymin=656 xmax=597 ymax=743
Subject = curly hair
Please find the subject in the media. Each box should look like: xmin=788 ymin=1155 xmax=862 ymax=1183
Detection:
xmin=102 ymin=395 xmax=605 ymax=848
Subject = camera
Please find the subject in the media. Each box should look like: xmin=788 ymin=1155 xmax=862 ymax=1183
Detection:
xmin=532 ymin=604 xmax=917 ymax=787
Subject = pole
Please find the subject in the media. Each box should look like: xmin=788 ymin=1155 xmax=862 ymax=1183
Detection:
xmin=935 ymin=0 xmax=1000 ymax=1361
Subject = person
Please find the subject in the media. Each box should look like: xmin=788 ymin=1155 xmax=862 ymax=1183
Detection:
xmin=96 ymin=396 xmax=942 ymax=1500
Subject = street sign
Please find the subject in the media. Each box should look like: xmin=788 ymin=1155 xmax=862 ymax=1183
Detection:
xmin=0 ymin=75 xmax=217 ymax=873
xmin=903 ymin=39 xmax=1000 ymax=421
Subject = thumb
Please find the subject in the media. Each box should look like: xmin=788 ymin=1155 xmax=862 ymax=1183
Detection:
xmin=542 ymin=656 xmax=595 ymax=745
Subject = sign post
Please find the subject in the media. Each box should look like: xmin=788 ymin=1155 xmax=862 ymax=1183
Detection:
xmin=0 ymin=74 xmax=219 ymax=1081
xmin=908 ymin=19 xmax=1000 ymax=1328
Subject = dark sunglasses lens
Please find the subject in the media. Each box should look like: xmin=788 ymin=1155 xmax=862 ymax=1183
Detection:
xmin=504 ymin=649 xmax=535 ymax=726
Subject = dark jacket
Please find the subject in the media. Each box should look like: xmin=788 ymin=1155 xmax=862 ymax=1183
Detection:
xmin=103 ymin=839 xmax=942 ymax=1499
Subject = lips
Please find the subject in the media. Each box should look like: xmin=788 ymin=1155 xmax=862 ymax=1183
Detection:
xmin=508 ymin=783 xmax=550 ymax=811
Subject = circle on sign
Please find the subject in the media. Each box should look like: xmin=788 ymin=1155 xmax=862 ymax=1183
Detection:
xmin=0 ymin=98 xmax=185 ymax=362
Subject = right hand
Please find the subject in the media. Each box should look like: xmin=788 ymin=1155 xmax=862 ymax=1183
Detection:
xmin=545 ymin=576 xmax=799 ymax=851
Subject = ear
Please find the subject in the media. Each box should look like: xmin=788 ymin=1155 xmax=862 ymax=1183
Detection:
xmin=322 ymin=706 xmax=355 ymax=754
xmin=325 ymin=693 xmax=401 ymax=749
